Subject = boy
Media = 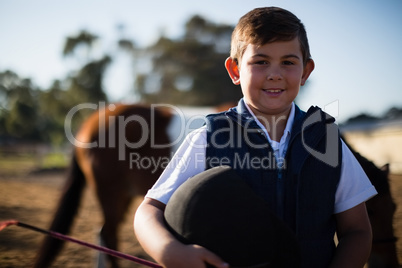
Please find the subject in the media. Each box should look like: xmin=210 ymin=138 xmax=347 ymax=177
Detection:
xmin=134 ymin=7 xmax=377 ymax=268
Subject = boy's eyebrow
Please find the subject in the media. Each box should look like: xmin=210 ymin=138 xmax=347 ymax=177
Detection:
xmin=252 ymin=53 xmax=301 ymax=60
xmin=282 ymin=54 xmax=301 ymax=60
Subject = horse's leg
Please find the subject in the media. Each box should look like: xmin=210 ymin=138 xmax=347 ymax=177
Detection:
xmin=95 ymin=170 xmax=133 ymax=268
xmin=100 ymin=196 xmax=132 ymax=268
xmin=95 ymin=233 xmax=107 ymax=268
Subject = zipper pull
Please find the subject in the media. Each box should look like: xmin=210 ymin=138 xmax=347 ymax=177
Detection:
xmin=277 ymin=169 xmax=283 ymax=180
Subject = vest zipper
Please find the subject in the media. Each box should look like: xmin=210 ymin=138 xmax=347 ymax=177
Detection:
xmin=276 ymin=167 xmax=284 ymax=220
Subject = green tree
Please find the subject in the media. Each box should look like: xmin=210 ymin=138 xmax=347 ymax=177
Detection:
xmin=63 ymin=30 xmax=99 ymax=61
xmin=137 ymin=15 xmax=242 ymax=105
xmin=63 ymin=30 xmax=110 ymax=104
xmin=66 ymin=55 xmax=111 ymax=104
xmin=37 ymin=80 xmax=73 ymax=146
xmin=383 ymin=107 xmax=402 ymax=120
xmin=0 ymin=70 xmax=41 ymax=141
xmin=0 ymin=17 xmax=246 ymax=144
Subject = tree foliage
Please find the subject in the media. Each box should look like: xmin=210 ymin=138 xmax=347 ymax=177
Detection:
xmin=66 ymin=55 xmax=111 ymax=104
xmin=0 ymin=71 xmax=41 ymax=142
xmin=137 ymin=15 xmax=242 ymax=105
xmin=63 ymin=30 xmax=98 ymax=58
xmin=0 ymin=30 xmax=111 ymax=144
xmin=2 ymin=15 xmax=241 ymax=144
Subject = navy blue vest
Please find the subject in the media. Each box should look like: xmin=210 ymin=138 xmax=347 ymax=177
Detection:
xmin=205 ymin=100 xmax=342 ymax=268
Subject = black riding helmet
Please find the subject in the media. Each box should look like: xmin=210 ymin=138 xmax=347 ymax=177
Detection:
xmin=164 ymin=165 xmax=300 ymax=268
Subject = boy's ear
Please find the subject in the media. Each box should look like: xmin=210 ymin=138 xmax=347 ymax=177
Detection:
xmin=225 ymin=57 xmax=241 ymax=85
xmin=301 ymin=59 xmax=315 ymax=86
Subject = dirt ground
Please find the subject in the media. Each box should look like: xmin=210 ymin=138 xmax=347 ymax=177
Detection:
xmin=1 ymin=170 xmax=402 ymax=268
xmin=0 ymin=170 xmax=150 ymax=268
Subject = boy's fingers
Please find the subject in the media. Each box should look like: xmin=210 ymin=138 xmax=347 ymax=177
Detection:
xmin=199 ymin=247 xmax=229 ymax=268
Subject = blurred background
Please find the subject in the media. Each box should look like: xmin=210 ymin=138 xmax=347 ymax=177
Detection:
xmin=1 ymin=0 xmax=401 ymax=149
xmin=0 ymin=0 xmax=402 ymax=266
xmin=1 ymin=0 xmax=401 ymax=173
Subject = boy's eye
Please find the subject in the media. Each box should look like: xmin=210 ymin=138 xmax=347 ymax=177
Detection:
xmin=283 ymin=61 xmax=294 ymax=65
xmin=255 ymin=60 xmax=268 ymax=65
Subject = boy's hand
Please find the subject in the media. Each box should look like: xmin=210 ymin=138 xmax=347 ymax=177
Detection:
xmin=160 ymin=243 xmax=229 ymax=268
xmin=134 ymin=198 xmax=229 ymax=268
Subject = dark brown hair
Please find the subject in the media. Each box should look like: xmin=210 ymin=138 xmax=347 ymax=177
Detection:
xmin=230 ymin=7 xmax=311 ymax=65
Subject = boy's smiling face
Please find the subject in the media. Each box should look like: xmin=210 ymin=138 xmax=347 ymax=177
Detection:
xmin=226 ymin=38 xmax=314 ymax=119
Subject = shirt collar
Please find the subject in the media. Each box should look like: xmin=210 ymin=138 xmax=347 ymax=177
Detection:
xmin=283 ymin=103 xmax=295 ymax=140
xmin=242 ymin=99 xmax=295 ymax=144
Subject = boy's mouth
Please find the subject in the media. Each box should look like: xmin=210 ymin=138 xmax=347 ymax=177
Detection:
xmin=262 ymin=88 xmax=284 ymax=97
xmin=264 ymin=89 xmax=283 ymax=93
xmin=263 ymin=88 xmax=284 ymax=94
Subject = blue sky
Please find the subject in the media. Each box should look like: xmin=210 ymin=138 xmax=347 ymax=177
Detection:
xmin=1 ymin=0 xmax=401 ymax=122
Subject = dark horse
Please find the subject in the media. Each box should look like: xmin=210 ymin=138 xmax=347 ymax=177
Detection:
xmin=33 ymin=102 xmax=399 ymax=268
xmin=33 ymin=103 xmax=173 ymax=268
xmin=342 ymin=137 xmax=399 ymax=268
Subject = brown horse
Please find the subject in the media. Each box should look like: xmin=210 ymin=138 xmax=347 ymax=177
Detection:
xmin=33 ymin=103 xmax=173 ymax=268
xmin=343 ymin=139 xmax=399 ymax=268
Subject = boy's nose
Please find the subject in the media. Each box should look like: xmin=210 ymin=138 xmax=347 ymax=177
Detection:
xmin=266 ymin=67 xmax=283 ymax=81
xmin=266 ymin=71 xmax=283 ymax=81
